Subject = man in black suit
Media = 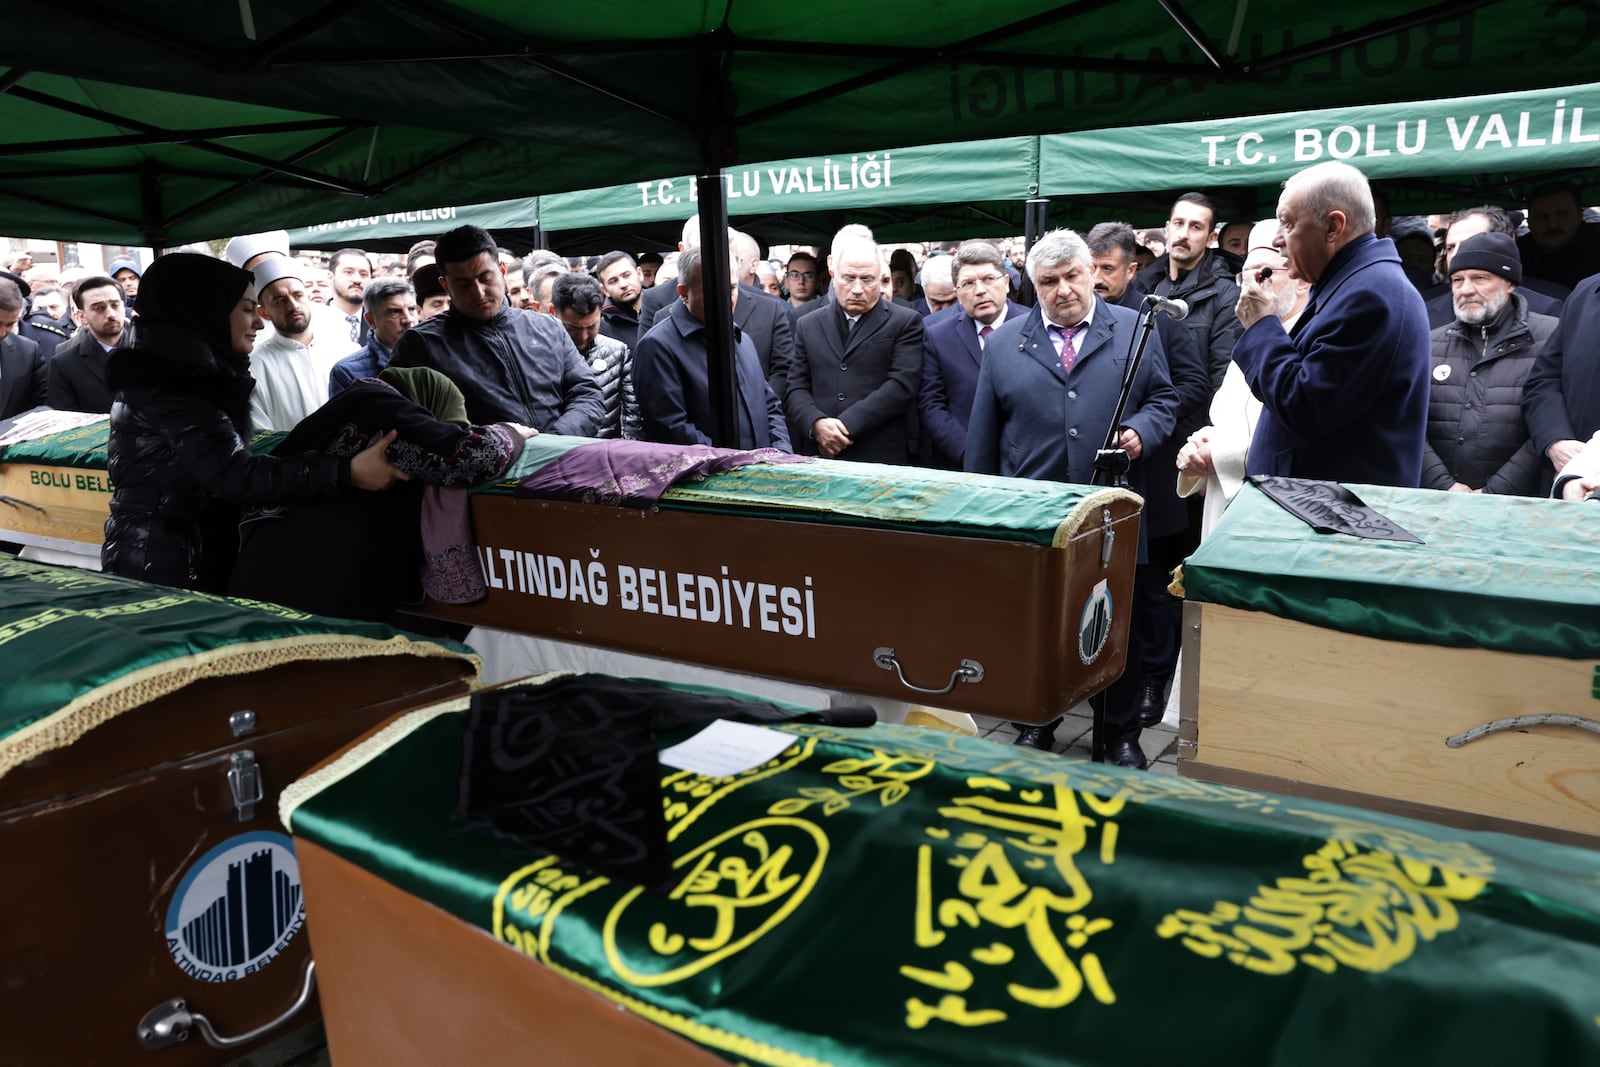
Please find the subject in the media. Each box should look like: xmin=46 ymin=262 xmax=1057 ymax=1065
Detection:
xmin=786 ymin=225 xmax=923 ymax=464
xmin=47 ymin=275 xmax=128 ymax=412
xmin=0 ymin=278 xmax=49 ymax=419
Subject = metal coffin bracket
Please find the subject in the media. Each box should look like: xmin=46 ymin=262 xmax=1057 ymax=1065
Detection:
xmin=872 ymin=647 xmax=984 ymax=696
xmin=136 ymin=960 xmax=317 ymax=1051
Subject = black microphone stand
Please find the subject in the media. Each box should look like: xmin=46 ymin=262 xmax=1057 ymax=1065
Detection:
xmin=1086 ymin=294 xmax=1162 ymax=762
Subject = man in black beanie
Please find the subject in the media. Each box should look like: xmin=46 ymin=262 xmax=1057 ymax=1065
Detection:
xmin=1423 ymin=232 xmax=1558 ymax=496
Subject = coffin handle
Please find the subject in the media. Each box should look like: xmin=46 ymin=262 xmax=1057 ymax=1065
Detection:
xmin=1445 ymin=713 xmax=1600 ymax=748
xmin=872 ymin=647 xmax=984 ymax=695
xmin=136 ymin=960 xmax=316 ymax=1052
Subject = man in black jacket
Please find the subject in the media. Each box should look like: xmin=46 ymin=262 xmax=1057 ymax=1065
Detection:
xmin=48 ymin=275 xmax=128 ymax=412
xmin=1426 ymin=234 xmax=1557 ymax=497
xmin=390 ymin=225 xmax=603 ymax=434
xmin=1137 ymin=192 xmax=1243 ymax=396
xmin=1088 ymin=222 xmax=1211 ymax=729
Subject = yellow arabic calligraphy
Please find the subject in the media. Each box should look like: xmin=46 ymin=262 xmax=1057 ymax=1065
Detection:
xmin=904 ymin=780 xmax=1119 ymax=1028
xmin=1157 ymin=839 xmax=1488 ymax=976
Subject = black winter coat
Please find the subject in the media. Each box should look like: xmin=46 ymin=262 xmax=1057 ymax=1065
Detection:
xmin=102 ymin=338 xmax=349 ymax=593
xmin=1423 ymin=292 xmax=1558 ymax=496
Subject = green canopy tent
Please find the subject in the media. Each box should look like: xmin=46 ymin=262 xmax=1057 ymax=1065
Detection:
xmin=289 ymin=79 xmax=1600 ymax=257
xmin=1 ymin=1 xmax=1598 ymax=246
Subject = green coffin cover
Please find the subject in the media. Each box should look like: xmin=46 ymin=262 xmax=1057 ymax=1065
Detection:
xmin=1179 ymin=482 xmax=1600 ymax=660
xmin=283 ymin=675 xmax=1600 ymax=1067
xmin=481 ymin=435 xmax=1138 ymax=546
xmin=0 ymin=422 xmax=287 ymax=469
xmin=0 ymin=557 xmax=478 ymax=779
xmin=2 ymin=426 xmax=1136 ymax=548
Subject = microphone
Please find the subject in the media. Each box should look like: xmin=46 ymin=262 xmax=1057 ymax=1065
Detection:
xmin=1142 ymin=292 xmax=1189 ymax=320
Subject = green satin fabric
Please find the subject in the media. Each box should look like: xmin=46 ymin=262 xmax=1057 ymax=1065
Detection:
xmin=1182 ymin=482 xmax=1600 ymax=659
xmin=0 ymin=422 xmax=286 ymax=467
xmin=0 ymin=557 xmax=474 ymax=749
xmin=479 ymin=435 xmax=1119 ymax=546
xmin=288 ymin=686 xmax=1600 ymax=1067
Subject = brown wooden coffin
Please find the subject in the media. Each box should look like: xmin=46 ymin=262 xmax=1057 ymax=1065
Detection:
xmin=424 ymin=494 xmax=1141 ymax=723
xmin=0 ymin=656 xmax=473 ymax=1067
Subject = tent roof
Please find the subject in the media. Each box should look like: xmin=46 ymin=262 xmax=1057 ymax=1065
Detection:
xmin=1 ymin=1 xmax=1594 ymax=245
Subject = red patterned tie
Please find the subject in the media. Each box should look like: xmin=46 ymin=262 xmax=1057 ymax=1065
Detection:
xmin=979 ymin=324 xmax=993 ymax=349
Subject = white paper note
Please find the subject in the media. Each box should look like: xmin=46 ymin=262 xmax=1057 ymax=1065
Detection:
xmin=658 ymin=719 xmax=797 ymax=778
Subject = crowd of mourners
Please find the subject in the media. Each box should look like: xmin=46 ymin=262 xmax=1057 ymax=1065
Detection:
xmin=5 ymin=159 xmax=1599 ymax=769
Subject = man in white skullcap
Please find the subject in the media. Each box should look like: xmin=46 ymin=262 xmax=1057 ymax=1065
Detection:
xmin=246 ymin=255 xmax=362 ymax=430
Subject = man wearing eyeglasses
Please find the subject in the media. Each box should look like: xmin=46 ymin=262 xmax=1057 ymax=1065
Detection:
xmin=785 ymin=252 xmax=821 ymax=313
xmin=1137 ymin=192 xmax=1244 ymax=397
xmin=919 ymin=241 xmax=1028 ymax=469
xmin=786 ymin=224 xmax=924 ymax=464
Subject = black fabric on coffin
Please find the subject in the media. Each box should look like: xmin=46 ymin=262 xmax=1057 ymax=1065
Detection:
xmin=1248 ymin=475 xmax=1424 ymax=544
xmin=456 ymin=673 xmax=875 ymax=893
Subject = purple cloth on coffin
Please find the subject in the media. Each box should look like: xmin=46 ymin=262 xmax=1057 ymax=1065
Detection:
xmin=514 ymin=439 xmax=810 ymax=508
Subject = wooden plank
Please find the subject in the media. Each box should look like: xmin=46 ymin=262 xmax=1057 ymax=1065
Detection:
xmin=1185 ymin=604 xmax=1600 ymax=840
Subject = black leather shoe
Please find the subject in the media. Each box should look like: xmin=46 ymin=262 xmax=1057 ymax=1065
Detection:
xmin=1135 ymin=678 xmax=1168 ymax=728
xmin=1106 ymin=737 xmax=1148 ymax=770
xmin=1013 ymin=718 xmax=1060 ymax=751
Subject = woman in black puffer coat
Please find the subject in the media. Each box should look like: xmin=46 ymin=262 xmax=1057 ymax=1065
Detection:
xmin=101 ymin=253 xmax=403 ymax=593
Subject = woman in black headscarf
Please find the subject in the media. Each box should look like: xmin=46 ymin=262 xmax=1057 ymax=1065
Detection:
xmin=102 ymin=253 xmax=404 ymax=593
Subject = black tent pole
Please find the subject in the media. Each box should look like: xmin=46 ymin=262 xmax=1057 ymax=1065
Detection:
xmin=1020 ymin=197 xmax=1048 ymax=306
xmin=697 ymin=42 xmax=737 ymax=449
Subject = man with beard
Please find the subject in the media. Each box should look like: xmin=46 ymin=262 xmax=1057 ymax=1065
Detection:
xmin=966 ymin=228 xmax=1177 ymax=767
xmin=503 ymin=258 xmax=536 ymax=311
xmin=390 ymin=225 xmax=603 ymax=432
xmin=1423 ymin=233 xmax=1556 ymax=497
xmin=595 ymin=250 xmax=643 ymax=351
xmin=1138 ymin=192 xmax=1242 ymax=396
xmin=47 ymin=276 xmax=129 ymax=412
xmin=247 ymin=256 xmax=361 ymax=430
xmin=1517 ymin=182 xmax=1600 ymax=290
xmin=1422 ymin=207 xmax=1566 ymax=328
xmin=328 ymin=247 xmax=374 ymax=345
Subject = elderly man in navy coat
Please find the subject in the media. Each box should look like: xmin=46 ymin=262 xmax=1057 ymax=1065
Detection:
xmin=1233 ymin=161 xmax=1431 ymax=486
xmin=966 ymin=228 xmax=1178 ymax=768
xmin=919 ymin=240 xmax=1028 ymax=469
xmin=634 ymin=247 xmax=790 ymax=451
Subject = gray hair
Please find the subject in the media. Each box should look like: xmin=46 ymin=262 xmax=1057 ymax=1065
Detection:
xmin=830 ymin=223 xmax=877 ymax=267
xmin=362 ymin=275 xmax=412 ymax=315
xmin=678 ymin=247 xmax=703 ymax=290
xmin=1285 ymin=161 xmax=1376 ymax=235
xmin=920 ymin=254 xmax=954 ymax=288
xmin=1024 ymin=228 xmax=1091 ymax=284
